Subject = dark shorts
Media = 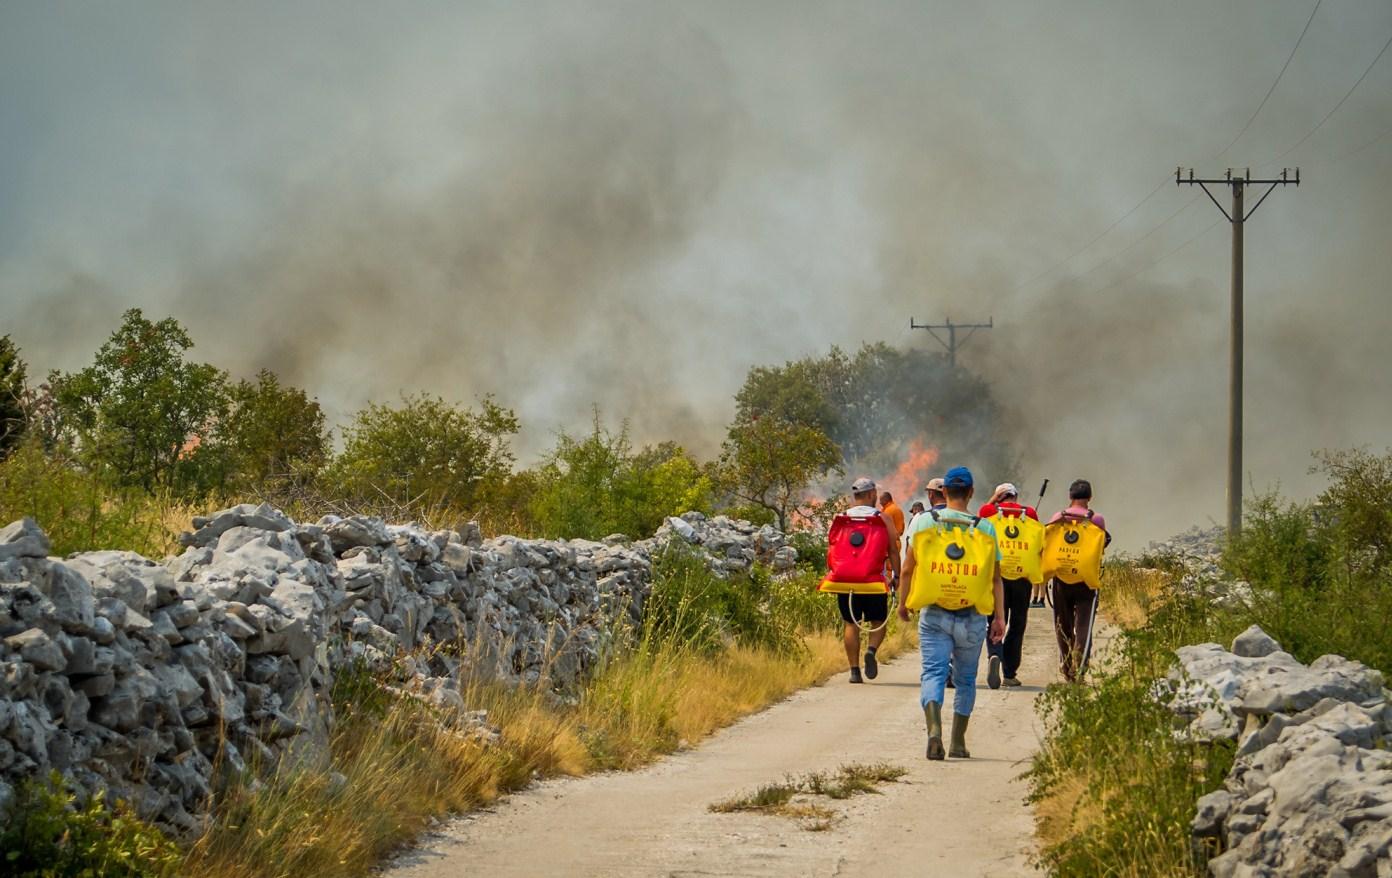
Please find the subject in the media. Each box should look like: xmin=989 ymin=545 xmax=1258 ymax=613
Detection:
xmin=837 ymin=592 xmax=889 ymax=624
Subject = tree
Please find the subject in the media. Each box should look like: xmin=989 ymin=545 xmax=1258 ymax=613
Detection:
xmin=212 ymin=370 xmax=330 ymax=493
xmin=528 ymin=415 xmax=712 ymax=540
xmin=49 ymin=310 xmax=228 ymax=493
xmin=732 ymin=342 xmax=1018 ymax=484
xmin=325 ymin=394 xmax=518 ymax=512
xmin=716 ymin=415 xmax=842 ymax=532
xmin=0 ymin=335 xmax=27 ymax=458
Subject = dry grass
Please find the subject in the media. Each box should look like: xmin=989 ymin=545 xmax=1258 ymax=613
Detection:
xmin=1032 ymin=773 xmax=1097 ymax=853
xmin=1100 ymin=563 xmax=1173 ymax=630
xmin=183 ymin=624 xmax=916 ymax=878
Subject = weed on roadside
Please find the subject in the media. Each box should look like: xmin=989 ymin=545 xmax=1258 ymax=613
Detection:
xmin=709 ymin=762 xmax=907 ymax=830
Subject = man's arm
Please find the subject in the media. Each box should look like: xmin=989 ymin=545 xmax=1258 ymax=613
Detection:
xmin=989 ymin=529 xmax=1006 ymax=643
xmin=884 ymin=516 xmax=901 ymax=580
xmin=990 ymin=567 xmax=1006 ymax=643
xmin=897 ymin=537 xmax=914 ymax=621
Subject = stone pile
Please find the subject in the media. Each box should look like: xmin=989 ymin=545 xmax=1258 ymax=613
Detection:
xmin=1145 ymin=525 xmax=1225 ymax=576
xmin=646 ymin=512 xmax=799 ymax=574
xmin=0 ymin=506 xmax=795 ymax=834
xmin=1171 ymin=626 xmax=1392 ymax=877
xmin=1143 ymin=525 xmax=1253 ymax=608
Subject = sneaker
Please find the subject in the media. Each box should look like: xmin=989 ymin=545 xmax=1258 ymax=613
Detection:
xmin=987 ymin=655 xmax=1002 ymax=690
xmin=1003 ymin=676 xmax=1022 ymax=687
xmin=864 ymin=650 xmax=879 ymax=680
xmin=849 ymin=667 xmax=863 ymax=684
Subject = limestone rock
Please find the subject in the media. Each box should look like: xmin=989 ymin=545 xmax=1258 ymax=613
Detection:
xmin=0 ymin=519 xmax=49 ymax=560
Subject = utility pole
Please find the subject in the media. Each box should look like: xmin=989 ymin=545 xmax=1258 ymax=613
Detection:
xmin=1177 ymin=166 xmax=1299 ymax=535
xmin=909 ymin=316 xmax=993 ymax=369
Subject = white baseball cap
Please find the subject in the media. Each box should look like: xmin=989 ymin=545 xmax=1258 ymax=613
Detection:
xmin=993 ymin=482 xmax=1019 ymax=499
xmin=850 ymin=477 xmax=876 ymax=494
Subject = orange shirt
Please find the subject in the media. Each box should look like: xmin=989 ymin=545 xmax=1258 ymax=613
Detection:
xmin=881 ymin=501 xmax=905 ymax=535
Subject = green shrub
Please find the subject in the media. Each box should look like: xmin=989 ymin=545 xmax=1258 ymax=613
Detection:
xmin=644 ymin=545 xmax=799 ymax=654
xmin=0 ymin=440 xmax=182 ymax=557
xmin=1222 ymin=451 xmax=1392 ymax=674
xmin=785 ymin=529 xmax=828 ymax=574
xmin=768 ymin=569 xmax=841 ymax=634
xmin=528 ymin=417 xmax=712 ymax=541
xmin=0 ymin=772 xmax=182 ymax=878
xmin=323 ymin=394 xmax=517 ymax=514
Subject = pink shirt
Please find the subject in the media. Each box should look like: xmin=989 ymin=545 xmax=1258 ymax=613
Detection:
xmin=1048 ymin=505 xmax=1107 ymax=534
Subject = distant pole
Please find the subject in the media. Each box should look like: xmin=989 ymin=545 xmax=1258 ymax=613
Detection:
xmin=1177 ymin=167 xmax=1299 ymax=535
xmin=909 ymin=316 xmax=993 ymax=369
xmin=1231 ymin=180 xmax=1243 ymax=539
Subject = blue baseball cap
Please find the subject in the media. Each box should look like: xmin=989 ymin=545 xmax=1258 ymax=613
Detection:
xmin=943 ymin=466 xmax=974 ymax=489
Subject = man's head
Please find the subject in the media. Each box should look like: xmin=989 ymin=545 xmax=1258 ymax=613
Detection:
xmin=992 ymin=482 xmax=1019 ymax=504
xmin=943 ymin=466 xmax=974 ymax=507
xmin=879 ymin=491 xmax=894 ymax=508
xmin=1068 ymin=479 xmax=1093 ymax=504
xmin=850 ymin=476 xmax=877 ymax=506
xmin=925 ymin=477 xmax=946 ymax=507
xmin=909 ymin=501 xmax=925 ymax=515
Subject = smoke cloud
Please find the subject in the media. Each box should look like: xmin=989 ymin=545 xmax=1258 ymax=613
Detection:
xmin=3 ymin=0 xmax=1390 ymax=548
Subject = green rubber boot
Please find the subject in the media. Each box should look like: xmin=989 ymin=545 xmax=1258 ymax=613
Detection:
xmin=924 ymin=702 xmax=945 ymax=761
xmin=949 ymin=712 xmax=971 ymax=758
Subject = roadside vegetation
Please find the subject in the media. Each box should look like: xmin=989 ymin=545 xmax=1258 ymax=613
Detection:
xmin=181 ymin=560 xmax=916 ymax=878
xmin=1028 ymin=447 xmax=1392 ymax=877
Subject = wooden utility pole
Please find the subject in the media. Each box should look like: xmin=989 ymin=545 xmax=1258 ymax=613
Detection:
xmin=1176 ymin=167 xmax=1299 ymax=535
xmin=909 ymin=317 xmax=993 ymax=369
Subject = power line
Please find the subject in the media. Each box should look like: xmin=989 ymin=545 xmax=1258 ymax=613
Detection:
xmin=1090 ymin=214 xmax=1223 ymax=298
xmin=1075 ymin=194 xmax=1199 ymax=282
xmin=1007 ymin=175 xmax=1171 ymax=292
xmin=1216 ymin=0 xmax=1324 ymax=158
xmin=1336 ymin=121 xmax=1392 ymax=161
xmin=1261 ymin=30 xmax=1392 ymax=167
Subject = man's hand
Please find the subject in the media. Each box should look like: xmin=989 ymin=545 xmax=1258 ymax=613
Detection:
xmin=989 ymin=615 xmax=1005 ymax=643
xmin=897 ymin=604 xmax=910 ymax=622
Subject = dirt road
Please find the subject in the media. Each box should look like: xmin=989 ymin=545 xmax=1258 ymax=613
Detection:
xmin=386 ymin=612 xmax=1057 ymax=877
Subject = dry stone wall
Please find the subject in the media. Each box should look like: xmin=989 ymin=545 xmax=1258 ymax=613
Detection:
xmin=1171 ymin=627 xmax=1392 ymax=877
xmin=0 ymin=508 xmax=795 ymax=833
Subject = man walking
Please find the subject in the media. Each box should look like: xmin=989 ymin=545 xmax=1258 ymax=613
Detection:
xmin=978 ymin=482 xmax=1040 ymax=688
xmin=925 ymin=477 xmax=947 ymax=510
xmin=1045 ymin=479 xmax=1110 ymax=682
xmin=898 ymin=466 xmax=1005 ymax=760
xmin=879 ymin=491 xmax=906 ymax=536
xmin=828 ymin=477 xmax=900 ymax=684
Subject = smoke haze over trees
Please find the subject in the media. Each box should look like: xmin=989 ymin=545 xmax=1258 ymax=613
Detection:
xmin=3 ymin=1 xmax=1391 ymax=546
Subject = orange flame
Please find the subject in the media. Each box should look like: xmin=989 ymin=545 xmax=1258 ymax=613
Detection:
xmin=178 ymin=434 xmax=203 ymax=460
xmin=882 ymin=439 xmax=939 ymax=505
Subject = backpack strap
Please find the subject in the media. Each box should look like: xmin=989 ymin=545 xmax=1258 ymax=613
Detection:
xmin=928 ymin=509 xmax=980 ymax=533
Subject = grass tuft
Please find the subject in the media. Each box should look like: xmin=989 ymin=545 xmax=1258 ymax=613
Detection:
xmin=709 ymin=762 xmax=907 ymax=829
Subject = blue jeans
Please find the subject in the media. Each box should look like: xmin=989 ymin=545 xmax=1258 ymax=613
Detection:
xmin=919 ymin=606 xmax=988 ymax=716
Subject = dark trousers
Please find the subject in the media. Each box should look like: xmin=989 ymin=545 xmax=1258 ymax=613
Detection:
xmin=1051 ymin=578 xmax=1099 ymax=681
xmin=986 ymin=578 xmax=1032 ymax=678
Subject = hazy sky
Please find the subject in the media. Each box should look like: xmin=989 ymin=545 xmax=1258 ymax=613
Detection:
xmin=2 ymin=1 xmax=1390 ymax=548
